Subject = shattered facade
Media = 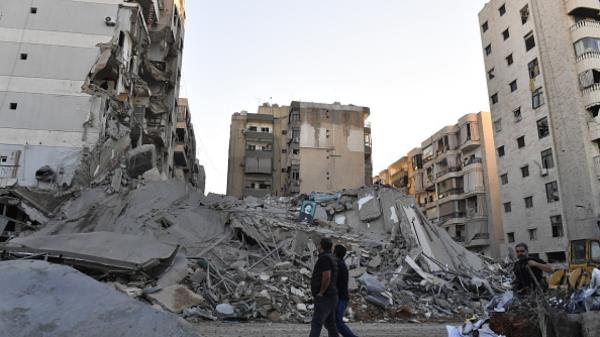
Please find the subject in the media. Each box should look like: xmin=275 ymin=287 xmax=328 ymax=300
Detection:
xmin=378 ymin=112 xmax=504 ymax=258
xmin=228 ymin=101 xmax=373 ymax=198
xmin=0 ymin=0 xmax=201 ymax=191
xmin=480 ymin=0 xmax=600 ymax=261
xmin=175 ymin=98 xmax=205 ymax=191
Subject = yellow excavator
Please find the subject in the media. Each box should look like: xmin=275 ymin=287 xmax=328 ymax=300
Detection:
xmin=549 ymin=238 xmax=600 ymax=289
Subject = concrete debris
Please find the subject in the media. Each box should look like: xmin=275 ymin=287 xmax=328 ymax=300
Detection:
xmin=0 ymin=260 xmax=203 ymax=337
xmin=0 ymin=182 xmax=511 ymax=325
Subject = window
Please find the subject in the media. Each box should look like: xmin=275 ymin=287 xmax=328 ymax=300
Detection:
xmin=525 ymin=196 xmax=534 ymax=209
xmin=282 ymin=130 xmax=287 ymax=135
xmin=521 ymin=165 xmax=530 ymax=178
xmin=572 ymin=240 xmax=587 ymax=264
xmin=574 ymin=37 xmax=600 ymax=58
xmin=532 ymin=87 xmax=544 ymax=109
xmin=506 ymin=54 xmax=514 ymax=66
xmin=513 ymin=107 xmax=522 ymax=122
xmin=482 ymin=21 xmax=489 ymax=32
xmin=494 ymin=119 xmax=502 ymax=133
xmin=592 ymin=241 xmax=600 ymax=263
xmin=525 ymin=32 xmax=536 ymax=51
xmin=497 ymin=146 xmax=505 ymax=157
xmin=247 ymin=144 xmax=256 ymax=151
xmin=510 ymin=80 xmax=518 ymax=92
xmin=501 ymin=173 xmax=509 ymax=185
xmin=545 ymin=181 xmax=560 ymax=203
xmin=20 ymin=53 xmax=28 ymax=60
xmin=261 ymin=127 xmax=270 ymax=133
xmin=528 ymin=228 xmax=538 ymax=241
xmin=291 ymin=111 xmax=300 ymax=121
xmin=503 ymin=28 xmax=510 ymax=40
xmin=491 ymin=93 xmax=499 ymax=105
xmin=528 ymin=58 xmax=540 ymax=79
xmin=0 ymin=156 xmax=7 ymax=163
xmin=504 ymin=202 xmax=512 ymax=213
xmin=507 ymin=232 xmax=515 ymax=243
xmin=30 ymin=7 xmax=38 ymax=14
xmin=517 ymin=136 xmax=526 ymax=148
xmin=550 ymin=215 xmax=564 ymax=238
xmin=9 ymin=103 xmax=17 ymax=110
xmin=281 ymin=149 xmax=287 ymax=154
xmin=537 ymin=117 xmax=549 ymax=138
xmin=541 ymin=148 xmax=554 ymax=169
xmin=248 ymin=126 xmax=257 ymax=132
xmin=485 ymin=44 xmax=492 ymax=56
xmin=499 ymin=4 xmax=506 ymax=16
xmin=292 ymin=127 xmax=300 ymax=143
xmin=488 ymin=68 xmax=495 ymax=80
xmin=579 ymin=69 xmax=600 ymax=89
xmin=521 ymin=5 xmax=529 ymax=24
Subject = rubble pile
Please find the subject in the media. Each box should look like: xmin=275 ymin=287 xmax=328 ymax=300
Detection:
xmin=1 ymin=181 xmax=510 ymax=325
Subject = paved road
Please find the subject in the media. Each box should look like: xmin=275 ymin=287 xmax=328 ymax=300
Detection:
xmin=196 ymin=322 xmax=450 ymax=337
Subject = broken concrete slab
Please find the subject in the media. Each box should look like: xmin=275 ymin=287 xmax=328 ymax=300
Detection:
xmin=357 ymin=192 xmax=381 ymax=222
xmin=0 ymin=260 xmax=203 ymax=337
xmin=147 ymin=285 xmax=206 ymax=314
xmin=127 ymin=144 xmax=156 ymax=178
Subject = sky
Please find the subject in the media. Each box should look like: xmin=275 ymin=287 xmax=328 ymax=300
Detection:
xmin=181 ymin=0 xmax=491 ymax=194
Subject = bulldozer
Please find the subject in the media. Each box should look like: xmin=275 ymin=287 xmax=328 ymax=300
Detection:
xmin=549 ymin=238 xmax=600 ymax=289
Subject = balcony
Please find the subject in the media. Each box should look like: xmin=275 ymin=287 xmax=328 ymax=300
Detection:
xmin=245 ymin=130 xmax=274 ymax=142
xmin=437 ymin=188 xmax=464 ymax=201
xmin=460 ymin=137 xmax=481 ymax=152
xmin=582 ymin=83 xmax=600 ymax=109
xmin=173 ymin=144 xmax=188 ymax=167
xmin=465 ymin=233 xmax=491 ymax=248
xmin=566 ymin=0 xmax=600 ymax=17
xmin=436 ymin=166 xmax=462 ymax=180
xmin=594 ymin=155 xmax=600 ymax=179
xmin=589 ymin=118 xmax=600 ymax=141
xmin=571 ymin=20 xmax=600 ymax=45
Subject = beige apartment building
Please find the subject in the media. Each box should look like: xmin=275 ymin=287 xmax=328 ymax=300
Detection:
xmin=479 ymin=0 xmax=600 ymax=262
xmin=227 ymin=101 xmax=373 ymax=198
xmin=377 ymin=112 xmax=503 ymax=257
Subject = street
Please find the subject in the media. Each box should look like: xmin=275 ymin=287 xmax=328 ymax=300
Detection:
xmin=196 ymin=322 xmax=450 ymax=337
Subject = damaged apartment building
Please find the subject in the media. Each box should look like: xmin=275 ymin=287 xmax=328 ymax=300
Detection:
xmin=0 ymin=0 xmax=203 ymax=240
xmin=376 ymin=112 xmax=504 ymax=258
xmin=227 ymin=101 xmax=373 ymax=198
xmin=0 ymin=0 xmax=202 ymax=190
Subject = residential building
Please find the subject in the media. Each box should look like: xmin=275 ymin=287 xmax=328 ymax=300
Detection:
xmin=0 ymin=0 xmax=193 ymax=189
xmin=378 ymin=112 xmax=503 ymax=257
xmin=227 ymin=101 xmax=373 ymax=198
xmin=479 ymin=0 xmax=600 ymax=261
xmin=174 ymin=98 xmax=205 ymax=192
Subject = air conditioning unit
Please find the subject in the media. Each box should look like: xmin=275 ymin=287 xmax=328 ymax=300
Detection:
xmin=105 ymin=17 xmax=116 ymax=27
xmin=541 ymin=168 xmax=548 ymax=177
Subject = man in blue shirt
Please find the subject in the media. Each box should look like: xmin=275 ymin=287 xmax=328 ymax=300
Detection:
xmin=334 ymin=245 xmax=358 ymax=337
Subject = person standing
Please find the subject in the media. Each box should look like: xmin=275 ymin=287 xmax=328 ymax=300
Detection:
xmin=309 ymin=238 xmax=339 ymax=337
xmin=334 ymin=245 xmax=358 ymax=337
xmin=512 ymin=242 xmax=553 ymax=293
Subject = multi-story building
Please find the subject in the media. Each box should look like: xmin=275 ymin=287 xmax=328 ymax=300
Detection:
xmin=378 ymin=112 xmax=503 ymax=257
xmin=174 ymin=98 xmax=205 ymax=192
xmin=374 ymin=157 xmax=409 ymax=191
xmin=227 ymin=101 xmax=373 ymax=198
xmin=479 ymin=0 xmax=600 ymax=261
xmin=0 ymin=0 xmax=192 ymax=189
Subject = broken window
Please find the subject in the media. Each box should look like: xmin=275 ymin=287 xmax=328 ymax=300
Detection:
xmin=292 ymin=127 xmax=300 ymax=143
xmin=490 ymin=93 xmax=499 ymax=105
xmin=525 ymin=32 xmax=536 ymax=51
xmin=525 ymin=196 xmax=534 ymax=209
xmin=485 ymin=44 xmax=492 ymax=56
xmin=537 ymin=117 xmax=549 ymax=138
xmin=521 ymin=5 xmax=529 ymax=24
xmin=521 ymin=165 xmax=530 ymax=178
xmin=528 ymin=58 xmax=540 ymax=79
xmin=510 ymin=80 xmax=518 ymax=92
xmin=412 ymin=154 xmax=423 ymax=170
xmin=500 ymin=173 xmax=508 ymax=185
xmin=506 ymin=54 xmax=514 ymax=66
xmin=574 ymin=37 xmax=600 ymax=58
xmin=497 ymin=145 xmax=505 ymax=157
xmin=502 ymin=28 xmax=510 ymax=40
xmin=507 ymin=232 xmax=515 ymax=243
xmin=504 ymin=202 xmax=512 ymax=213
xmin=532 ymin=87 xmax=544 ymax=109
xmin=517 ymin=136 xmax=525 ymax=148
xmin=482 ymin=21 xmax=489 ymax=33
xmin=551 ymin=215 xmax=564 ymax=237
xmin=541 ymin=148 xmax=554 ymax=169
xmin=513 ymin=107 xmax=522 ymax=122
xmin=488 ymin=68 xmax=495 ymax=80
xmin=499 ymin=4 xmax=506 ymax=16
xmin=578 ymin=69 xmax=600 ymax=89
xmin=545 ymin=181 xmax=560 ymax=203
xmin=528 ymin=228 xmax=538 ymax=241
xmin=9 ymin=103 xmax=17 ymax=110
xmin=493 ymin=119 xmax=502 ymax=133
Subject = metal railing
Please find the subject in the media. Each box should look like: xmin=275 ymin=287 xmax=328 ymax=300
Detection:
xmin=583 ymin=83 xmax=600 ymax=94
xmin=576 ymin=50 xmax=600 ymax=63
xmin=465 ymin=157 xmax=483 ymax=166
xmin=436 ymin=166 xmax=462 ymax=178
xmin=0 ymin=165 xmax=18 ymax=179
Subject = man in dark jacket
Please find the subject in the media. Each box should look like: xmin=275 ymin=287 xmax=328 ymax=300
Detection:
xmin=309 ymin=238 xmax=339 ymax=337
xmin=512 ymin=242 xmax=553 ymax=293
xmin=334 ymin=245 xmax=358 ymax=337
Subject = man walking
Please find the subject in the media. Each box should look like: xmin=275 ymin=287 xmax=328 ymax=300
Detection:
xmin=309 ymin=238 xmax=339 ymax=337
xmin=334 ymin=244 xmax=358 ymax=337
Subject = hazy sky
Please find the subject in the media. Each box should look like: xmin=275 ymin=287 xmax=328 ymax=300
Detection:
xmin=181 ymin=0 xmax=491 ymax=194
